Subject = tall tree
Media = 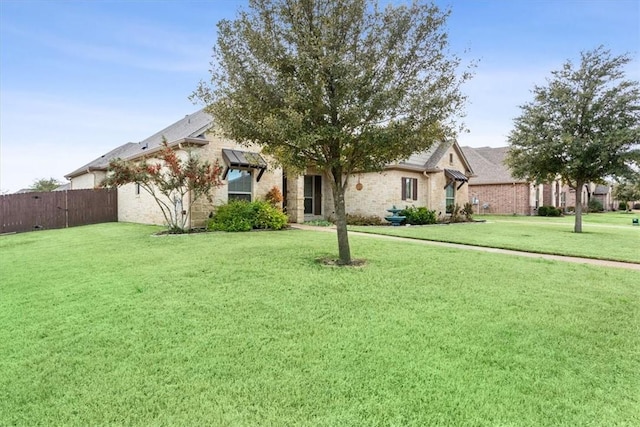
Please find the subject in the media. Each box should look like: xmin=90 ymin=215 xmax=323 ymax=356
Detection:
xmin=506 ymin=46 xmax=640 ymax=232
xmin=29 ymin=177 xmax=63 ymax=192
xmin=193 ymin=0 xmax=471 ymax=264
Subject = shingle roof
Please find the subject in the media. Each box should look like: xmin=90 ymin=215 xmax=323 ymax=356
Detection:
xmin=461 ymin=146 xmax=527 ymax=185
xmin=66 ymin=109 xmax=214 ymax=178
xmin=66 ymin=142 xmax=138 ymax=178
xmin=391 ymin=140 xmax=474 ymax=175
xmin=136 ymin=109 xmax=213 ymax=153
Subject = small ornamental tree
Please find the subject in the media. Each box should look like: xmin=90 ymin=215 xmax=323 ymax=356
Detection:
xmin=101 ymin=141 xmax=223 ymax=233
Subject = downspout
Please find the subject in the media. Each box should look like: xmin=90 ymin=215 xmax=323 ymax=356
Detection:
xmin=513 ymin=182 xmax=517 ymax=215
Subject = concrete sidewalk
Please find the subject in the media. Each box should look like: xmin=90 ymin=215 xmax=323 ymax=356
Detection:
xmin=291 ymin=224 xmax=640 ymax=271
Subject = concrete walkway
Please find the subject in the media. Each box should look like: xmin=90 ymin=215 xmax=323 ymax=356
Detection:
xmin=291 ymin=224 xmax=640 ymax=271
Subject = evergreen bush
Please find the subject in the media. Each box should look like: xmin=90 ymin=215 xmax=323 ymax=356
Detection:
xmin=208 ymin=200 xmax=288 ymax=232
xmin=399 ymin=206 xmax=437 ymax=225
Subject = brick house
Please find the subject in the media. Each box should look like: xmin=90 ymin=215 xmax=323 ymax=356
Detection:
xmin=461 ymin=146 xmax=618 ymax=215
xmin=461 ymin=146 xmax=543 ymax=215
xmin=68 ymin=110 xmax=474 ymax=227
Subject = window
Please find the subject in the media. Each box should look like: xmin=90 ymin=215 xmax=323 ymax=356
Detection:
xmin=401 ymin=177 xmax=417 ymax=201
xmin=228 ymin=169 xmax=252 ymax=201
xmin=445 ymin=182 xmax=455 ymax=213
xmin=449 ymin=153 xmax=454 ymax=164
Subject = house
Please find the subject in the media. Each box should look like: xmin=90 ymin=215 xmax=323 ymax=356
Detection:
xmin=68 ymin=110 xmax=474 ymax=227
xmin=462 ymin=146 xmax=617 ymax=215
xmin=461 ymin=146 xmax=543 ymax=215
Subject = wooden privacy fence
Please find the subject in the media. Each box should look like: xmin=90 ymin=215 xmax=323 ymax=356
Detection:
xmin=0 ymin=189 xmax=118 ymax=234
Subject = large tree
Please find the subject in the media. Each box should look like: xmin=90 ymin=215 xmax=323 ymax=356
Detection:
xmin=506 ymin=46 xmax=640 ymax=232
xmin=194 ymin=0 xmax=471 ymax=264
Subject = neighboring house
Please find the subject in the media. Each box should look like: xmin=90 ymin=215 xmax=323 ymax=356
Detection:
xmin=463 ymin=146 xmax=617 ymax=215
xmin=462 ymin=146 xmax=543 ymax=215
xmin=53 ymin=183 xmax=71 ymax=191
xmin=68 ymin=109 xmax=474 ymax=227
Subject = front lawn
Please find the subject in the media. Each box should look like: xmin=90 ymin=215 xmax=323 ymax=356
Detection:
xmin=350 ymin=212 xmax=640 ymax=263
xmin=1 ymin=223 xmax=638 ymax=425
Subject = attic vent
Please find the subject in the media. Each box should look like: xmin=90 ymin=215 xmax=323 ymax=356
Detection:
xmin=141 ymin=143 xmax=148 ymax=150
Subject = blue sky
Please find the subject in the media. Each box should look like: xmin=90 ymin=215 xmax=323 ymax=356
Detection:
xmin=1 ymin=0 xmax=638 ymax=193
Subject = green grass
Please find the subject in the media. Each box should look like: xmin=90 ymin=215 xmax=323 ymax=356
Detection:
xmin=480 ymin=211 xmax=640 ymax=226
xmin=1 ymin=223 xmax=639 ymax=425
xmin=350 ymin=212 xmax=640 ymax=263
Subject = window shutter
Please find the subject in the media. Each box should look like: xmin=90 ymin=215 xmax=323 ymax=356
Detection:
xmin=412 ymin=178 xmax=418 ymax=200
xmin=401 ymin=178 xmax=407 ymax=200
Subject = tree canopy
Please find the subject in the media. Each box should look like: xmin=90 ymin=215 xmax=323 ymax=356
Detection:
xmin=29 ymin=177 xmax=63 ymax=192
xmin=194 ymin=0 xmax=472 ymax=264
xmin=613 ymin=179 xmax=640 ymax=210
xmin=506 ymin=46 xmax=640 ymax=232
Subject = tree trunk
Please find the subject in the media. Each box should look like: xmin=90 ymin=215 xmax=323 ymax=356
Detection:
xmin=574 ymin=181 xmax=584 ymax=233
xmin=329 ymin=172 xmax=352 ymax=265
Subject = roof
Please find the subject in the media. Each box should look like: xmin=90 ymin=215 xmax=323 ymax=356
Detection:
xmin=66 ymin=109 xmax=214 ymax=179
xmin=461 ymin=146 xmax=527 ymax=185
xmin=221 ymin=149 xmax=268 ymax=182
xmin=387 ymin=140 xmax=474 ymax=176
xmin=66 ymin=142 xmax=138 ymax=178
xmin=593 ymin=184 xmax=610 ymax=195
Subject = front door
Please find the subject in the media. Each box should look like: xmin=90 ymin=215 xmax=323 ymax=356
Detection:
xmin=304 ymin=175 xmax=322 ymax=215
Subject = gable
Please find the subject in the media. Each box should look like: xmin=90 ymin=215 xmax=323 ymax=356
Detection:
xmin=387 ymin=140 xmax=474 ymax=177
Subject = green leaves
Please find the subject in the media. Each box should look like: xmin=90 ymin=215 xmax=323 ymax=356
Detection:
xmin=195 ymin=0 xmax=472 ymax=263
xmin=507 ymin=47 xmax=640 ymax=187
xmin=197 ymin=0 xmax=470 ymax=177
xmin=507 ymin=46 xmax=640 ymax=232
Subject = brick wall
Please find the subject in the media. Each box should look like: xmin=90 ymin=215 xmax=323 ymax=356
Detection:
xmin=469 ymin=183 xmax=532 ymax=215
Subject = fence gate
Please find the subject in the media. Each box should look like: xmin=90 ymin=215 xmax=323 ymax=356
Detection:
xmin=0 ymin=189 xmax=118 ymax=234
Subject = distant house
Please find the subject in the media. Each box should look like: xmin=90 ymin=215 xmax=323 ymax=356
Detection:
xmin=462 ymin=146 xmax=617 ymax=215
xmin=67 ymin=109 xmax=474 ymax=227
xmin=461 ymin=146 xmax=543 ymax=215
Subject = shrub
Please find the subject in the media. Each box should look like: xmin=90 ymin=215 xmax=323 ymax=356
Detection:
xmin=265 ymin=186 xmax=283 ymax=206
xmin=399 ymin=206 xmax=436 ymax=225
xmin=207 ymin=200 xmax=288 ymax=232
xmin=462 ymin=202 xmax=474 ymax=221
xmin=619 ymin=201 xmax=627 ymax=210
xmin=538 ymin=205 xmax=562 ymax=217
xmin=587 ymin=198 xmax=604 ymax=212
xmin=343 ymin=213 xmax=385 ymax=226
xmin=449 ymin=204 xmax=463 ymax=223
xmin=253 ymin=201 xmax=288 ymax=230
